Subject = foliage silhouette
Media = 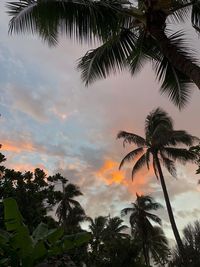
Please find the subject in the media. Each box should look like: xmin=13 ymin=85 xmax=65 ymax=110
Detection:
xmin=7 ymin=0 xmax=200 ymax=107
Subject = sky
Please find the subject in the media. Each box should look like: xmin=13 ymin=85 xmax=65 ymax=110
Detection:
xmin=1 ymin=1 xmax=200 ymax=243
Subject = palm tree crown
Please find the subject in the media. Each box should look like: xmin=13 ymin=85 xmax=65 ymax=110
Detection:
xmin=118 ymin=107 xmax=198 ymax=180
xmin=121 ymin=194 xmax=162 ymax=232
xmin=7 ymin=0 xmax=200 ymax=107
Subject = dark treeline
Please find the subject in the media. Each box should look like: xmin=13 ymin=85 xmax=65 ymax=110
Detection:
xmin=0 ymin=145 xmax=200 ymax=267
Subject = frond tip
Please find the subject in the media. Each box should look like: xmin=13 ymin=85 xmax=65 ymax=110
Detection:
xmin=117 ymin=131 xmax=146 ymax=147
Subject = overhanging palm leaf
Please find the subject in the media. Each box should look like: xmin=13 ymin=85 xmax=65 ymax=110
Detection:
xmin=128 ymin=30 xmax=151 ymax=75
xmin=192 ymin=2 xmax=200 ymax=33
xmin=154 ymin=55 xmax=193 ymax=109
xmin=8 ymin=0 xmax=128 ymax=44
xmin=8 ymin=0 xmax=200 ymax=107
xmin=78 ymin=29 xmax=136 ymax=85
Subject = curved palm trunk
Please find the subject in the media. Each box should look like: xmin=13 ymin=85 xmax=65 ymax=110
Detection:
xmin=154 ymin=153 xmax=187 ymax=265
xmin=150 ymin=27 xmax=200 ymax=89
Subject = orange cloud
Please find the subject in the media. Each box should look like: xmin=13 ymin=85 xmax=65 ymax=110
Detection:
xmin=1 ymin=140 xmax=35 ymax=153
xmin=96 ymin=159 xmax=155 ymax=195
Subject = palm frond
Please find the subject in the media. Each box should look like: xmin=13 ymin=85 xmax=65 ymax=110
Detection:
xmin=153 ymin=55 xmax=193 ymax=109
xmin=65 ymin=183 xmax=83 ymax=197
xmin=119 ymin=147 xmax=144 ymax=170
xmin=160 ymin=153 xmax=177 ymax=177
xmin=163 ymin=147 xmax=198 ymax=163
xmin=145 ymin=148 xmax=151 ymax=170
xmin=131 ymin=154 xmax=146 ymax=180
xmin=168 ymin=130 xmax=199 ymax=146
xmin=68 ymin=198 xmax=82 ymax=208
xmin=128 ymin=31 xmax=149 ymax=75
xmin=146 ymin=212 xmax=162 ymax=225
xmin=153 ymin=157 xmax=159 ymax=179
xmin=117 ymin=131 xmax=146 ymax=147
xmin=121 ymin=207 xmax=134 ymax=217
xmin=78 ymin=29 xmax=136 ymax=85
xmin=8 ymin=0 xmax=129 ymax=45
xmin=168 ymin=0 xmax=192 ymax=23
xmin=145 ymin=202 xmax=163 ymax=211
xmin=192 ymin=1 xmax=200 ymax=34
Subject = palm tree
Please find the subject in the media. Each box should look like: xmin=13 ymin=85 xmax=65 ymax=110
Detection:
xmin=118 ymin=107 xmax=199 ymax=264
xmin=121 ymin=194 xmax=163 ymax=266
xmin=56 ymin=182 xmax=86 ymax=233
xmin=88 ymin=216 xmax=108 ymax=255
xmin=7 ymin=0 xmax=200 ymax=107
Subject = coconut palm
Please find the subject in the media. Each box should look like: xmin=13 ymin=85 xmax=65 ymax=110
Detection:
xmin=88 ymin=216 xmax=108 ymax=255
xmin=118 ymin=107 xmax=198 ymax=263
xmin=121 ymin=194 xmax=163 ymax=265
xmin=56 ymin=182 xmax=85 ymax=233
xmin=7 ymin=0 xmax=200 ymax=107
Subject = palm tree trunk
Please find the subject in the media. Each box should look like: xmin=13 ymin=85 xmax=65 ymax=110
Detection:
xmin=150 ymin=27 xmax=200 ymax=89
xmin=142 ymin=242 xmax=150 ymax=266
xmin=154 ymin=153 xmax=187 ymax=265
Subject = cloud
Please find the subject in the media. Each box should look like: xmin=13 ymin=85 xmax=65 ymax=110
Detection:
xmin=96 ymin=159 xmax=155 ymax=195
xmin=1 ymin=137 xmax=70 ymax=158
xmin=8 ymin=84 xmax=49 ymax=122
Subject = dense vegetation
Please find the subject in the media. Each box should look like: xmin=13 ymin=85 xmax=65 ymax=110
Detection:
xmin=0 ymin=127 xmax=200 ymax=266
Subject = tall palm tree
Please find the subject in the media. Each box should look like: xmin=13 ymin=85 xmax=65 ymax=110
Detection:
xmin=7 ymin=0 xmax=200 ymax=107
xmin=118 ymin=107 xmax=199 ymax=263
xmin=56 ymin=182 xmax=85 ymax=233
xmin=121 ymin=194 xmax=163 ymax=266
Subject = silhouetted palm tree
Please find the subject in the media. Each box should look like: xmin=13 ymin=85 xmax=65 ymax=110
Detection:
xmin=121 ymin=194 xmax=163 ymax=265
xmin=118 ymin=107 xmax=198 ymax=263
xmin=88 ymin=216 xmax=108 ymax=255
xmin=7 ymin=0 xmax=200 ymax=107
xmin=56 ymin=182 xmax=85 ymax=233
